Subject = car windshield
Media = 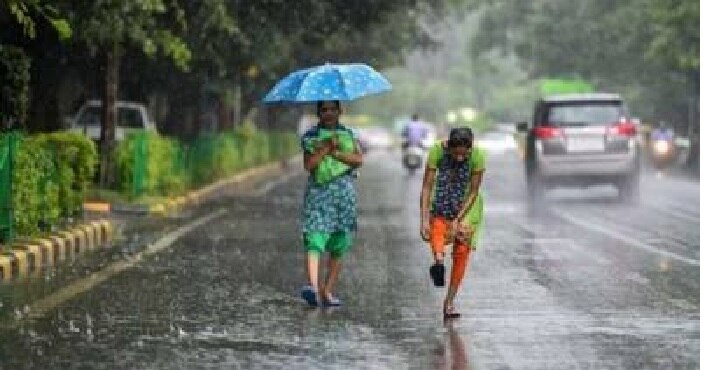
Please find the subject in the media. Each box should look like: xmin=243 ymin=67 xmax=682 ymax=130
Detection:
xmin=118 ymin=108 xmax=144 ymax=128
xmin=546 ymin=102 xmax=623 ymax=125
xmin=76 ymin=106 xmax=102 ymax=127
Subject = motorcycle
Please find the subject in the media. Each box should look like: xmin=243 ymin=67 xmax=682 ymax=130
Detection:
xmin=402 ymin=140 xmax=426 ymax=175
xmin=649 ymin=137 xmax=676 ymax=169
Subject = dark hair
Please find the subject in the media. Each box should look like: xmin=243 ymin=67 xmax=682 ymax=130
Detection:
xmin=316 ymin=100 xmax=341 ymax=116
xmin=448 ymin=127 xmax=473 ymax=148
xmin=412 ymin=113 xmax=419 ymax=121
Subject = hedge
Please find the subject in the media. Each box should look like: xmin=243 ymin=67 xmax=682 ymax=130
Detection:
xmin=115 ymin=127 xmax=300 ymax=199
xmin=1 ymin=131 xmax=97 ymax=238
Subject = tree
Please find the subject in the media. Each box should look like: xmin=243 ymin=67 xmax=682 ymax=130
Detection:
xmin=126 ymin=0 xmax=444 ymax=135
xmin=3 ymin=0 xmax=71 ymax=40
xmin=648 ymin=0 xmax=699 ymax=73
xmin=62 ymin=0 xmax=191 ymax=186
xmin=471 ymin=0 xmax=698 ymax=130
xmin=1 ymin=1 xmax=71 ymax=131
xmin=7 ymin=0 xmax=455 ymax=140
xmin=0 ymin=45 xmax=31 ymax=130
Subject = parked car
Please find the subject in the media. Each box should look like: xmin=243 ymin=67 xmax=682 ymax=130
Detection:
xmin=68 ymin=100 xmax=156 ymax=143
xmin=516 ymin=93 xmax=640 ymax=202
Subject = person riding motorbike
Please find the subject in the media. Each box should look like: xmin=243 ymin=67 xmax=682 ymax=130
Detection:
xmin=401 ymin=114 xmax=430 ymax=174
xmin=402 ymin=114 xmax=430 ymax=149
xmin=649 ymin=121 xmax=676 ymax=169
xmin=651 ymin=121 xmax=675 ymax=142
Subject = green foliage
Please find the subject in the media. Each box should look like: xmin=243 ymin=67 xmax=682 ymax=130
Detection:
xmin=187 ymin=133 xmax=239 ymax=186
xmin=7 ymin=0 xmax=37 ymax=39
xmin=5 ymin=0 xmax=73 ymax=40
xmin=472 ymin=0 xmax=698 ymax=127
xmin=0 ymin=45 xmax=31 ymax=129
xmin=11 ymin=135 xmax=58 ymax=236
xmin=115 ymin=128 xmax=299 ymax=197
xmin=0 ymin=133 xmax=18 ymax=241
xmin=348 ymin=23 xmax=537 ymax=125
xmin=32 ymin=132 xmax=97 ymax=217
xmin=8 ymin=0 xmax=461 ymax=137
xmin=50 ymin=18 xmax=72 ymax=41
xmin=0 ymin=131 xmax=96 ymax=238
xmin=115 ymin=131 xmax=187 ymax=199
xmin=118 ymin=0 xmax=449 ymax=124
xmin=539 ymin=79 xmax=595 ymax=96
xmin=648 ymin=0 xmax=699 ymax=72
xmin=68 ymin=0 xmax=191 ymax=70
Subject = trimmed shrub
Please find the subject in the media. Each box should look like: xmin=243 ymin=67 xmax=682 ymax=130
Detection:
xmin=12 ymin=136 xmax=58 ymax=235
xmin=115 ymin=126 xmax=300 ymax=198
xmin=33 ymin=131 xmax=97 ymax=217
xmin=115 ymin=131 xmax=187 ymax=198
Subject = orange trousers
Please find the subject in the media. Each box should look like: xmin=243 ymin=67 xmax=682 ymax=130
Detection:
xmin=430 ymin=217 xmax=472 ymax=288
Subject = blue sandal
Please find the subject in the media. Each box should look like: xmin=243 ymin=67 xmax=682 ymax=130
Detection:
xmin=301 ymin=285 xmax=318 ymax=307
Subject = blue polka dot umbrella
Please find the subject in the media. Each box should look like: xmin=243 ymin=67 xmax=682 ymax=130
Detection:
xmin=262 ymin=63 xmax=392 ymax=103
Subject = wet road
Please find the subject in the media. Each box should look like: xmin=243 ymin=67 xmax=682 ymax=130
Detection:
xmin=0 ymin=148 xmax=699 ymax=369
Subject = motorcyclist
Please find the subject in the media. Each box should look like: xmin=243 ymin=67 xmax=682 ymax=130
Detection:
xmin=649 ymin=120 xmax=677 ymax=168
xmin=651 ymin=121 xmax=674 ymax=142
xmin=401 ymin=114 xmax=430 ymax=149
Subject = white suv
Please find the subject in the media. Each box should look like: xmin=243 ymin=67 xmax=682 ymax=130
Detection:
xmin=69 ymin=100 xmax=156 ymax=142
xmin=517 ymin=93 xmax=640 ymax=201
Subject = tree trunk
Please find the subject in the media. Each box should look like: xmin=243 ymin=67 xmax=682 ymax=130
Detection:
xmin=233 ymin=79 xmax=241 ymax=130
xmin=99 ymin=44 xmax=121 ymax=188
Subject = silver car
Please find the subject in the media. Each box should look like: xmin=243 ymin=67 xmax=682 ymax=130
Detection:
xmin=517 ymin=93 xmax=640 ymax=201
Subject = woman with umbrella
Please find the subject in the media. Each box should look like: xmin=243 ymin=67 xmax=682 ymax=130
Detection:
xmin=299 ymin=100 xmax=363 ymax=307
xmin=263 ymin=63 xmax=391 ymax=307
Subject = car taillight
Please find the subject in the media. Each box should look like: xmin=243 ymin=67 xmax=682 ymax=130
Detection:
xmin=607 ymin=122 xmax=636 ymax=137
xmin=534 ymin=126 xmax=563 ymax=139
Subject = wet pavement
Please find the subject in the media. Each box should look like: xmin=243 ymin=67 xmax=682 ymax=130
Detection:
xmin=0 ymin=148 xmax=699 ymax=369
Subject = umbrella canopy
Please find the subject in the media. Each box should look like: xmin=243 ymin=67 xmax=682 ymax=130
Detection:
xmin=263 ymin=63 xmax=392 ymax=104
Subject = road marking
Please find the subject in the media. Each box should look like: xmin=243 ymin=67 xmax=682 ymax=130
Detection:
xmin=13 ymin=209 xmax=227 ymax=324
xmin=552 ymin=209 xmax=699 ymax=266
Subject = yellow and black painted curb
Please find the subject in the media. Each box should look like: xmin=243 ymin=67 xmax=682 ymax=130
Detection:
xmin=84 ymin=159 xmax=289 ymax=217
xmin=0 ymin=220 xmax=114 ymax=281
